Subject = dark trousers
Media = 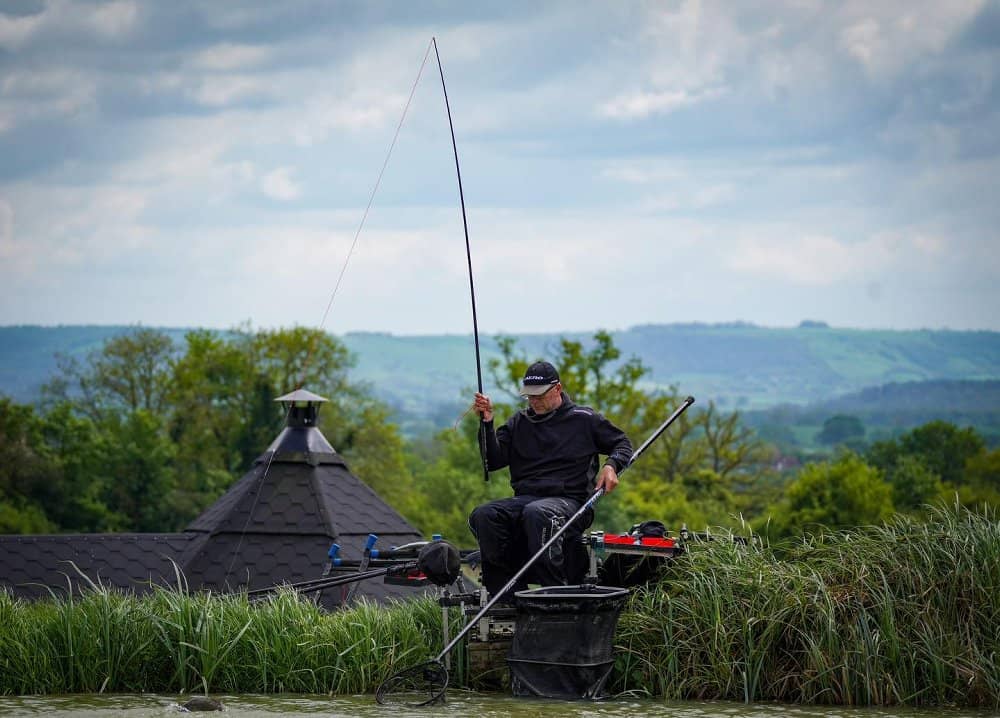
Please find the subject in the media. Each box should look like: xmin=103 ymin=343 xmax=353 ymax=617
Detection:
xmin=468 ymin=495 xmax=592 ymax=599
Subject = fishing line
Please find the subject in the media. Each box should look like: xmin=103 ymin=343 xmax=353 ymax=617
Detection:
xmin=297 ymin=38 xmax=435 ymax=388
xmin=223 ymin=39 xmax=435 ymax=588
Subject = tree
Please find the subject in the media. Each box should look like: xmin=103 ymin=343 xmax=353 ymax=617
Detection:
xmin=957 ymin=448 xmax=1000 ymax=510
xmin=166 ymin=330 xmax=258 ymax=524
xmin=898 ymin=421 xmax=983 ymax=486
xmin=248 ymin=325 xmax=354 ymax=399
xmin=865 ymin=420 xmax=991 ymax=516
xmin=816 ymin=415 xmax=866 ymax=447
xmin=0 ymin=397 xmax=57 ymax=533
xmin=699 ymin=400 xmax=772 ymax=488
xmin=38 ymin=402 xmax=116 ymax=532
xmin=867 ymin=421 xmax=984 ymax=487
xmin=98 ymin=410 xmax=177 ymax=531
xmin=760 ymin=452 xmax=894 ymax=538
xmin=488 ymin=331 xmax=647 ymax=420
xmin=886 ymin=454 xmax=946 ymax=512
xmin=44 ymin=327 xmax=176 ymax=420
xmin=0 ymin=397 xmax=114 ymax=533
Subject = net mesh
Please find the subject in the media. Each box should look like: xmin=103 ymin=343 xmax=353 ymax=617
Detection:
xmin=375 ymin=661 xmax=448 ymax=706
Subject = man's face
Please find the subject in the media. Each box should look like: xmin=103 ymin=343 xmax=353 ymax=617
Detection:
xmin=526 ymin=382 xmax=562 ymax=414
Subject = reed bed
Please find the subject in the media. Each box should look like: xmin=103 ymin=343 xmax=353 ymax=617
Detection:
xmin=614 ymin=503 xmax=1000 ymax=707
xmin=2 ymin=504 xmax=996 ymax=706
xmin=0 ymin=582 xmax=449 ymax=696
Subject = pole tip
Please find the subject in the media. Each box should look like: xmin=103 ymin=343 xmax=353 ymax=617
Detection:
xmin=686 ymin=395 xmax=696 ymax=404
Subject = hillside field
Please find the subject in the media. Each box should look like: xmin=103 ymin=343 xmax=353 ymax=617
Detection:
xmin=2 ymin=323 xmax=999 ymax=441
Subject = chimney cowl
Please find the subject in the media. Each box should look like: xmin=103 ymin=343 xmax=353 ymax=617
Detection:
xmin=275 ymin=388 xmax=329 ymax=428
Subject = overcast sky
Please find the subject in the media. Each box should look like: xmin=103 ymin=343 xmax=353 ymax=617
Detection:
xmin=1 ymin=0 xmax=998 ymax=335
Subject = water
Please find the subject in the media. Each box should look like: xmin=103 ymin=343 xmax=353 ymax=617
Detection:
xmin=0 ymin=694 xmax=994 ymax=718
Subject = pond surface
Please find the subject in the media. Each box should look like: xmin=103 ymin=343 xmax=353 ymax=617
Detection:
xmin=0 ymin=693 xmax=994 ymax=718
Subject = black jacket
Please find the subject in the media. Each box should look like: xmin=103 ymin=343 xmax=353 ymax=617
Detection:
xmin=481 ymin=393 xmax=633 ymax=502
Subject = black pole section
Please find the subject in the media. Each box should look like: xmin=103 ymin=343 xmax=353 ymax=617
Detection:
xmin=629 ymin=396 xmax=695 ymax=467
xmin=432 ymin=36 xmax=490 ymax=483
xmin=245 ymin=564 xmax=403 ymax=598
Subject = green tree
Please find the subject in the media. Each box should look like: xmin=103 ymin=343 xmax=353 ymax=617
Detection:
xmin=472 ymin=331 xmax=769 ymax=532
xmin=816 ymin=414 xmax=866 ymax=447
xmin=699 ymin=400 xmax=772 ymax=489
xmin=0 ymin=398 xmax=114 ymax=533
xmin=886 ymin=454 xmax=947 ymax=512
xmin=98 ymin=410 xmax=177 ymax=531
xmin=0 ymin=500 xmax=52 ymax=534
xmin=867 ymin=420 xmax=984 ymax=488
xmin=0 ymin=397 xmax=57 ymax=533
xmin=760 ymin=452 xmax=894 ymax=538
xmin=898 ymin=420 xmax=983 ymax=486
xmin=166 ymin=330 xmax=255 ymax=524
xmin=249 ymin=325 xmax=354 ymax=399
xmin=37 ymin=402 xmax=115 ymax=531
xmin=488 ymin=331 xmax=647 ymax=419
xmin=44 ymin=327 xmax=176 ymax=420
xmin=332 ymin=402 xmax=424 ymax=522
xmin=958 ymin=448 xmax=1000 ymax=509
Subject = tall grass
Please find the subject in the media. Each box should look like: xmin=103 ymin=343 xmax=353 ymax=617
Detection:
xmin=2 ymin=504 xmax=996 ymax=706
xmin=614 ymin=503 xmax=1000 ymax=707
xmin=0 ymin=580 xmax=447 ymax=696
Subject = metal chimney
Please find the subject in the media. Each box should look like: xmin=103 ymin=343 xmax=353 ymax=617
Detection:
xmin=275 ymin=388 xmax=328 ymax=428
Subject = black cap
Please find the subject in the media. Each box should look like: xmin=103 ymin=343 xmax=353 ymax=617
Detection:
xmin=520 ymin=361 xmax=560 ymax=397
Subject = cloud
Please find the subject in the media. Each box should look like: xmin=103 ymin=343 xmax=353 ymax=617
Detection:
xmin=0 ymin=198 xmax=13 ymax=245
xmin=837 ymin=0 xmax=985 ymax=79
xmin=726 ymin=230 xmax=947 ymax=285
xmin=1 ymin=0 xmax=137 ymax=52
xmin=1 ymin=67 xmax=98 ymax=123
xmin=23 ymin=185 xmax=151 ymax=265
xmin=191 ymin=43 xmax=271 ymax=71
xmin=599 ymin=86 xmax=725 ymax=120
xmin=260 ymin=166 xmax=300 ymax=201
xmin=0 ymin=8 xmax=44 ymax=50
xmin=0 ymin=2 xmax=996 ymax=332
xmin=86 ymin=0 xmax=138 ymax=38
xmin=191 ymin=74 xmax=271 ymax=107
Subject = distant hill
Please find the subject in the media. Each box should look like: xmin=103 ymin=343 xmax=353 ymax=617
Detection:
xmin=2 ymin=323 xmax=999 ymax=437
xmin=0 ymin=325 xmax=194 ymax=404
xmin=743 ymin=379 xmax=1000 ymax=449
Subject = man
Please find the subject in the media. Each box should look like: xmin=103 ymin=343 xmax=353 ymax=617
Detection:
xmin=469 ymin=360 xmax=633 ymax=600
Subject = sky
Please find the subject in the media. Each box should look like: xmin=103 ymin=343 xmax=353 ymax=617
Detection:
xmin=1 ymin=0 xmax=998 ymax=335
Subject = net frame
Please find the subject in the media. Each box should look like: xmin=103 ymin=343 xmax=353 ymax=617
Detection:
xmin=375 ymin=660 xmax=448 ymax=706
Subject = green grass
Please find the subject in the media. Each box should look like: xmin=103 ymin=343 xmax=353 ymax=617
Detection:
xmin=614 ymin=503 xmax=1000 ymax=707
xmin=0 ymin=584 xmax=449 ymax=696
xmin=2 ymin=504 xmax=997 ymax=706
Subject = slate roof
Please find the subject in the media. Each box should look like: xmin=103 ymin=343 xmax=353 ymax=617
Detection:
xmin=0 ymin=533 xmax=196 ymax=600
xmin=0 ymin=395 xmax=434 ymax=608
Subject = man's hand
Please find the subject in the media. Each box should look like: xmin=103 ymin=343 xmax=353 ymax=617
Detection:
xmin=473 ymin=392 xmax=494 ymax=422
xmin=596 ymin=464 xmax=619 ymax=493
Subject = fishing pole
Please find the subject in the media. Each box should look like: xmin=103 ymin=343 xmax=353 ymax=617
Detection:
xmin=432 ymin=37 xmax=490 ymax=483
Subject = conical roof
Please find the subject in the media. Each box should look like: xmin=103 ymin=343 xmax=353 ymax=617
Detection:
xmin=178 ymin=391 xmax=427 ymax=605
